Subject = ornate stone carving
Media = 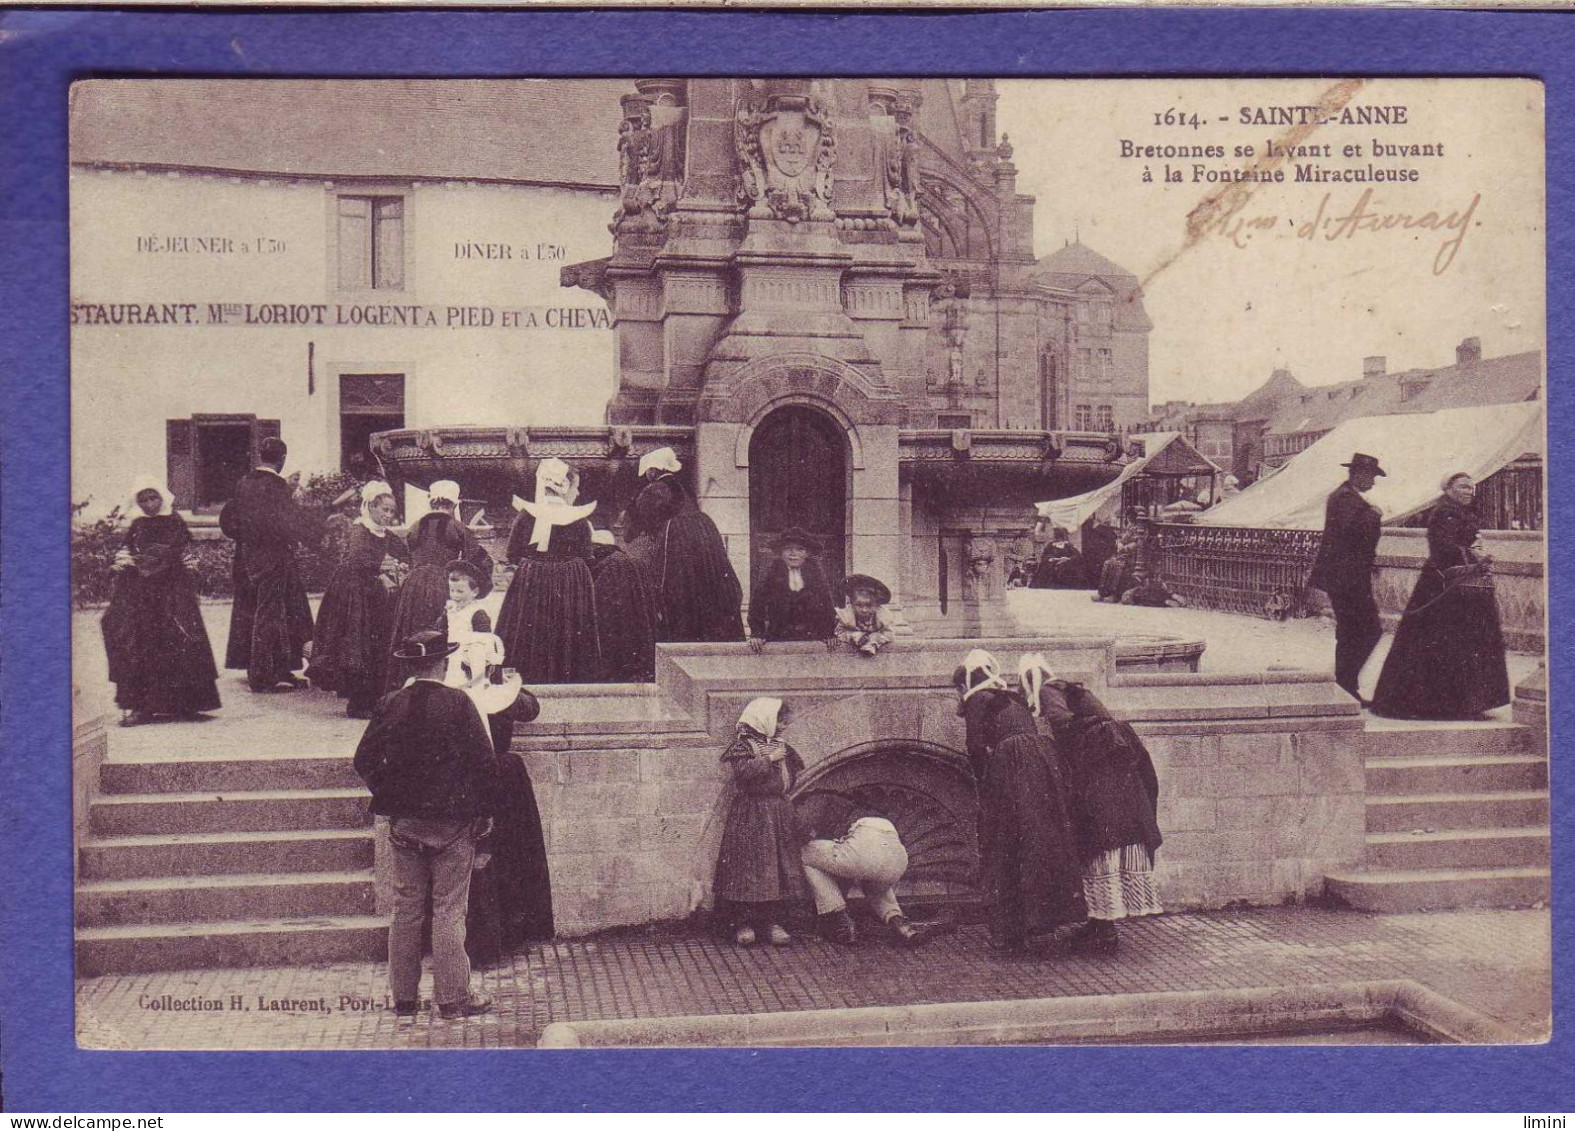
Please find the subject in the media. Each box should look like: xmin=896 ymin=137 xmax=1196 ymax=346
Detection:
xmin=613 ymin=89 xmax=686 ymax=233
xmin=734 ymin=85 xmax=837 ymax=224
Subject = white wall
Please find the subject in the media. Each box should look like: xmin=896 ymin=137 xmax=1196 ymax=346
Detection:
xmin=71 ymin=169 xmax=617 ymax=514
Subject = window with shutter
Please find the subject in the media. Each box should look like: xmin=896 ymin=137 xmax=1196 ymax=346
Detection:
xmin=337 ymin=194 xmax=406 ymax=290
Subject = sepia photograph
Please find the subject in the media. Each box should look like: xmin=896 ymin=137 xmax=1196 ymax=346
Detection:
xmin=67 ymin=75 xmax=1548 ymax=1051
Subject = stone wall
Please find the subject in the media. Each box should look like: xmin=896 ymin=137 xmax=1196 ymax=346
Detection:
xmin=1374 ymin=529 xmax=1543 ymax=651
xmin=515 ymin=645 xmax=1366 ymax=936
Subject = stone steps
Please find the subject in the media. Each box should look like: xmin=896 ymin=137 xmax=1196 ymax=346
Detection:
xmin=76 ymin=916 xmax=388 ymax=977
xmin=1363 ymin=790 xmax=1547 ymax=834
xmin=1324 ymin=720 xmax=1548 ymax=913
xmin=1323 ymin=866 xmax=1549 ymax=914
xmin=100 ymin=755 xmax=361 ymax=795
xmin=1363 ymin=826 xmax=1550 ymax=872
xmin=1364 ymin=754 xmax=1547 ymax=796
xmin=79 ymin=828 xmax=374 ymax=881
xmin=77 ymin=871 xmax=376 ymax=928
xmin=90 ymin=788 xmax=371 ymax=837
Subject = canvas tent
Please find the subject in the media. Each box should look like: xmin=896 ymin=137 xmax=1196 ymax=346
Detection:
xmin=1034 ymin=432 xmax=1219 ymax=533
xmin=1198 ymin=401 xmax=1544 ymax=530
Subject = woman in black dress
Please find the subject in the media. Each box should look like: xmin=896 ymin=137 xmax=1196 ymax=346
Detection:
xmin=1020 ymin=652 xmax=1162 ymax=955
xmin=746 ymin=527 xmax=837 ymax=651
xmin=494 ymin=458 xmax=602 ymax=683
xmin=953 ymin=649 xmax=1086 ymax=952
xmin=307 ymin=481 xmax=410 ymax=718
xmin=589 ymin=528 xmax=658 ymax=682
xmin=1372 ymin=472 xmax=1512 ymax=720
xmin=387 ymin=479 xmax=492 ymax=681
xmin=101 ymin=479 xmax=221 ymax=726
xmin=626 ymin=447 xmax=745 ymax=643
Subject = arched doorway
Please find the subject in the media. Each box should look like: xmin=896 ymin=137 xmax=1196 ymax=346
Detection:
xmin=747 ymin=404 xmax=848 ymax=593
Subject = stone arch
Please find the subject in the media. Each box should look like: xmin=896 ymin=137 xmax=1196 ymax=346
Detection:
xmin=791 ymin=739 xmax=981 ymax=897
xmin=733 ymin=391 xmax=866 ymax=471
xmin=700 ymin=352 xmax=904 ymax=427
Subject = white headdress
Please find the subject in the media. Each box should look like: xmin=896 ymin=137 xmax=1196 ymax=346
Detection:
xmin=1018 ymin=651 xmax=1057 ymax=717
xmin=358 ymin=480 xmax=396 ymax=533
xmin=959 ymin=648 xmax=1009 ymax=703
xmin=514 ymin=458 xmax=596 ymax=551
xmin=638 ymin=447 xmax=682 ymax=477
xmin=590 ymin=528 xmax=617 ymax=546
xmin=737 ymin=696 xmax=784 ymax=741
xmin=127 ymin=475 xmax=174 ymax=517
xmin=428 ymin=480 xmax=461 ymax=506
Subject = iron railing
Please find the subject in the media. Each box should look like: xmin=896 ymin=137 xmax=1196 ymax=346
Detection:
xmin=1145 ymin=522 xmax=1323 ymax=619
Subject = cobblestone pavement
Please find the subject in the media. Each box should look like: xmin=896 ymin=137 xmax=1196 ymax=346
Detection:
xmin=76 ymin=906 xmax=1550 ymax=1049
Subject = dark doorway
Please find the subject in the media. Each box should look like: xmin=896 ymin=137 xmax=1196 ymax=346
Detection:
xmin=747 ymin=405 xmax=848 ymax=594
xmin=339 ymin=373 xmax=405 ymax=475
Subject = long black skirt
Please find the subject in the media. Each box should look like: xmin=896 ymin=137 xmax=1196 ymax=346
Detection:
xmin=979 ymin=733 xmax=1088 ymax=946
xmin=495 ymin=556 xmax=602 ymax=683
xmin=307 ymin=571 xmax=397 ymax=712
xmin=653 ymin=512 xmax=745 ymax=643
xmin=467 ymin=748 xmax=554 ymax=964
xmin=1372 ymin=570 xmax=1511 ymax=720
xmin=102 ymin=568 xmax=221 ymax=715
xmin=226 ymin=554 xmax=313 ymax=686
xmin=386 ymin=565 xmax=450 ymax=669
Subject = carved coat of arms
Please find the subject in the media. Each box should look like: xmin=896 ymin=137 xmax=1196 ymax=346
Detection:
xmin=735 ymin=92 xmax=837 ymax=223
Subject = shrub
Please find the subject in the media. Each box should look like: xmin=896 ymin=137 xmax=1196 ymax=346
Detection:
xmin=70 ymin=502 xmax=127 ymax=608
xmin=71 ymin=470 xmax=363 ymax=605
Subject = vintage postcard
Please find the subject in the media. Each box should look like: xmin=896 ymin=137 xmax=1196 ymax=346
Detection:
xmin=69 ymin=76 xmax=1547 ymax=1051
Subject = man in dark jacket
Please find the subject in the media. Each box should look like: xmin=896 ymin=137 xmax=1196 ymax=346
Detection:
xmin=1307 ymin=452 xmax=1386 ymax=702
xmin=354 ymin=626 xmax=523 ymax=1020
xmin=220 ymin=437 xmax=319 ymax=691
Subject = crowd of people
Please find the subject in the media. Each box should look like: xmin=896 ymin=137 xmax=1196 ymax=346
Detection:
xmin=92 ymin=437 xmax=1513 ymax=1017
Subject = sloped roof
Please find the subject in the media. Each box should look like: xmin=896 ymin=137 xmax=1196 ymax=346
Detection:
xmin=71 ymin=79 xmax=627 ymax=188
xmin=1263 ymin=348 xmax=1543 ymax=438
xmin=1034 ymin=240 xmax=1137 ymax=282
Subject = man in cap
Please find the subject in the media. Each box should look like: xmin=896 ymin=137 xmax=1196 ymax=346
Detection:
xmin=353 ymin=625 xmax=512 ymax=1020
xmin=1307 ymin=453 xmax=1387 ymax=704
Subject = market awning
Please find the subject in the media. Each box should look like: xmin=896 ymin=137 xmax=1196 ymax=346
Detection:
xmin=1034 ymin=432 xmax=1218 ymax=531
xmin=1198 ymin=401 xmax=1544 ymax=529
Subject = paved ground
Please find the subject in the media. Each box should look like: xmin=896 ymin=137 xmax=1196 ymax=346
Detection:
xmin=75 ymin=906 xmax=1551 ymax=1049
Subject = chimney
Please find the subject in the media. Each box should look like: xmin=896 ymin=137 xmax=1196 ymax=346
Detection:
xmin=1362 ymin=356 xmax=1386 ymax=379
xmin=1456 ymin=336 xmax=1482 ymax=366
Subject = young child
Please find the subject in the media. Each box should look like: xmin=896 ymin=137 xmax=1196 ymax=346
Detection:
xmin=442 ymin=559 xmax=495 ymax=687
xmin=1119 ymin=566 xmax=1186 ymax=608
xmin=713 ymin=697 xmax=809 ymax=947
xmin=833 ymin=574 xmax=895 ymax=657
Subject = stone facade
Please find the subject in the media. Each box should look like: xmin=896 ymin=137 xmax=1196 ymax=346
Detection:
xmin=497 ymin=639 xmax=1365 ymax=936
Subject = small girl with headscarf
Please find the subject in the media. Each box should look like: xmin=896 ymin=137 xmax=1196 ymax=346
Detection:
xmin=307 ymin=481 xmax=411 ymax=718
xmin=713 ymin=697 xmax=810 ymax=947
xmin=494 ymin=459 xmax=602 ymax=683
xmin=953 ymin=649 xmax=1086 ymax=952
xmin=101 ymin=477 xmax=222 ymax=726
xmin=1020 ymin=653 xmax=1163 ymax=955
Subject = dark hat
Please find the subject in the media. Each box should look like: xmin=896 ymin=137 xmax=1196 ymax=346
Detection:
xmin=1341 ymin=453 xmax=1387 ymax=477
xmin=772 ymin=527 xmax=821 ymax=554
xmin=392 ymin=627 xmax=459 ymax=661
xmin=843 ymin=573 xmax=892 ymax=605
xmin=445 ymin=557 xmax=493 ymax=598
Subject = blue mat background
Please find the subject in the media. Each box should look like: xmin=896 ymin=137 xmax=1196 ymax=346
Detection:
xmin=0 ymin=7 xmax=1569 ymax=1112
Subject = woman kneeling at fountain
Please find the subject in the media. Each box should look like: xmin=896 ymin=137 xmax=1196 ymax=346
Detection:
xmin=1020 ymin=652 xmax=1163 ymax=955
xmin=954 ymin=651 xmax=1086 ymax=953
